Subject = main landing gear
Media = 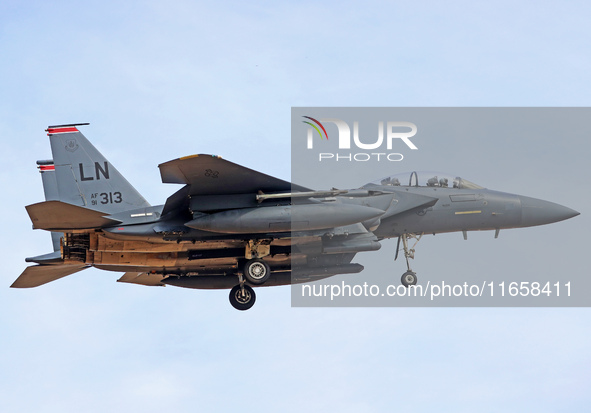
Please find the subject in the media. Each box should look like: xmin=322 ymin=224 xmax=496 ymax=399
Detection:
xmin=396 ymin=233 xmax=423 ymax=288
xmin=229 ymin=241 xmax=272 ymax=310
xmin=230 ymin=273 xmax=256 ymax=311
xmin=243 ymin=258 xmax=270 ymax=285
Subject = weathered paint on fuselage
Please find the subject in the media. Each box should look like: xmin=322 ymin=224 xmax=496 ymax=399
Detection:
xmin=58 ymin=182 xmax=578 ymax=290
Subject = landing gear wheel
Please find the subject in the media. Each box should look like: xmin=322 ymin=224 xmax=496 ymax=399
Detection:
xmin=229 ymin=284 xmax=256 ymax=311
xmin=243 ymin=259 xmax=271 ymax=285
xmin=401 ymin=271 xmax=417 ymax=287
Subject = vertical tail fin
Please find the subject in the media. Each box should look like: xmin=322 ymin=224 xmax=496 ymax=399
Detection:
xmin=47 ymin=124 xmax=150 ymax=214
xmin=37 ymin=160 xmax=62 ymax=251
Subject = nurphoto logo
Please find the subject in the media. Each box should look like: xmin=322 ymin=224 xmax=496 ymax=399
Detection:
xmin=303 ymin=116 xmax=418 ymax=162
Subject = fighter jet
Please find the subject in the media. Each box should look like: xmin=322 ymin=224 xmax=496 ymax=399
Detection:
xmin=12 ymin=124 xmax=580 ymax=310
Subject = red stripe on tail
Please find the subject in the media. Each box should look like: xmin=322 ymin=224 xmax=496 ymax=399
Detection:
xmin=46 ymin=127 xmax=79 ymax=135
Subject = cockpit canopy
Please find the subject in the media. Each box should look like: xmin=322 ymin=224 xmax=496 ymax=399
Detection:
xmin=367 ymin=171 xmax=484 ymax=189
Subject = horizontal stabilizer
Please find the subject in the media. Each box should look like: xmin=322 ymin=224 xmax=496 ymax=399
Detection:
xmin=11 ymin=264 xmax=88 ymax=288
xmin=26 ymin=200 xmax=121 ymax=230
xmin=117 ymin=272 xmax=165 ymax=286
xmin=25 ymin=251 xmax=62 ymax=264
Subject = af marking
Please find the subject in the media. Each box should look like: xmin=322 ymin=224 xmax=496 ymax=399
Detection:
xmin=90 ymin=192 xmax=122 ymax=205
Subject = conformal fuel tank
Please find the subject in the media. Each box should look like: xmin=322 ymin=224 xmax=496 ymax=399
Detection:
xmin=185 ymin=203 xmax=385 ymax=234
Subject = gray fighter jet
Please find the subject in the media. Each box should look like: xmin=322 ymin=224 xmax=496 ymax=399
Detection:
xmin=13 ymin=124 xmax=580 ymax=310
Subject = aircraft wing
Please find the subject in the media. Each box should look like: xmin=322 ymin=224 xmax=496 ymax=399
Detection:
xmin=159 ymin=155 xmax=310 ymax=195
xmin=159 ymin=155 xmax=310 ymax=216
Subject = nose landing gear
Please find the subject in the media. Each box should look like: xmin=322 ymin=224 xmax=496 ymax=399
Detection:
xmin=396 ymin=233 xmax=423 ymax=287
xmin=401 ymin=270 xmax=417 ymax=287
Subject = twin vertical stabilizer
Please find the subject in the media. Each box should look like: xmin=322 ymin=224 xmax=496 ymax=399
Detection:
xmin=47 ymin=124 xmax=150 ymax=214
xmin=13 ymin=124 xmax=151 ymax=288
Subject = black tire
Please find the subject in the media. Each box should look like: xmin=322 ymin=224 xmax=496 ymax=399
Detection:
xmin=229 ymin=284 xmax=256 ymax=311
xmin=243 ymin=259 xmax=271 ymax=285
xmin=401 ymin=271 xmax=417 ymax=287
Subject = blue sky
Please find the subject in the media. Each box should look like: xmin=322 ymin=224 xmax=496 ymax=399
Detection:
xmin=1 ymin=1 xmax=590 ymax=412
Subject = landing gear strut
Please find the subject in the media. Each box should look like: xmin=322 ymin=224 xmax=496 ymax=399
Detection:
xmin=230 ymin=273 xmax=256 ymax=311
xmin=229 ymin=240 xmax=272 ymax=310
xmin=397 ymin=233 xmax=423 ymax=287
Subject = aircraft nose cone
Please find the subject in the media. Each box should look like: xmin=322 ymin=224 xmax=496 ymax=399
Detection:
xmin=519 ymin=195 xmax=580 ymax=227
